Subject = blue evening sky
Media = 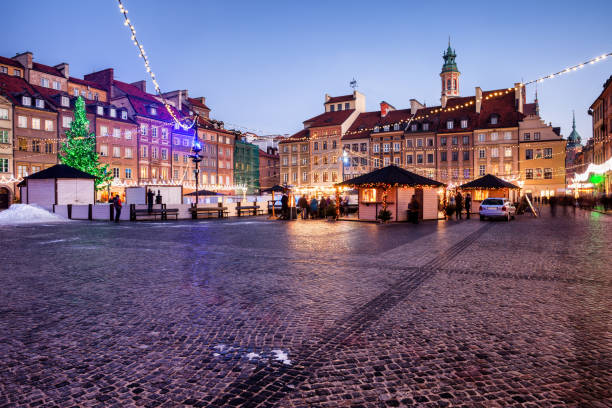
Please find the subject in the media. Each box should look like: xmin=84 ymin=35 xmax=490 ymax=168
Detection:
xmin=3 ymin=0 xmax=611 ymax=141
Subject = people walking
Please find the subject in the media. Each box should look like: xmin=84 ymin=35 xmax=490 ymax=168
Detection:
xmin=549 ymin=195 xmax=557 ymax=217
xmin=319 ymin=196 xmax=327 ymax=218
xmin=465 ymin=193 xmax=472 ymax=219
xmin=298 ymin=195 xmax=309 ymax=219
xmin=455 ymin=191 xmax=463 ymax=220
xmin=408 ymin=195 xmax=419 ymax=224
xmin=280 ymin=193 xmax=289 ymax=219
xmin=309 ymin=197 xmax=318 ymax=219
xmin=112 ymin=193 xmax=122 ymax=223
xmin=147 ymin=189 xmax=154 ymax=213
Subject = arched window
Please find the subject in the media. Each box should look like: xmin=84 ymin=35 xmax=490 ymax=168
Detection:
xmin=453 ymin=79 xmax=457 ymax=89
xmin=447 ymin=79 xmax=451 ymax=90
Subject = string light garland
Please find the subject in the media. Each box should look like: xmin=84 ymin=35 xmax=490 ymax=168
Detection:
xmin=117 ymin=0 xmax=195 ymax=132
xmin=572 ymin=156 xmax=612 ymax=183
xmin=524 ymin=52 xmax=612 ymax=85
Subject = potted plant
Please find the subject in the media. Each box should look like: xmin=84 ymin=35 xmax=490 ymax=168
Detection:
xmin=377 ymin=208 xmax=392 ymax=223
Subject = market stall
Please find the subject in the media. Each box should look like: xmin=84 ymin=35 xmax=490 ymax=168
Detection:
xmin=458 ymin=174 xmax=520 ymax=212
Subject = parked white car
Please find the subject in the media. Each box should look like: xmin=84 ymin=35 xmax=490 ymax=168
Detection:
xmin=479 ymin=198 xmax=516 ymax=221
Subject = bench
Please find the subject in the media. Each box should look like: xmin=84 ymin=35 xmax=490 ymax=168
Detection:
xmin=189 ymin=206 xmax=229 ymax=219
xmin=236 ymin=205 xmax=263 ymax=217
xmin=130 ymin=204 xmax=178 ymax=221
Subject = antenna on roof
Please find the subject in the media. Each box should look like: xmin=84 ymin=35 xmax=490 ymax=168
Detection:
xmin=350 ymin=78 xmax=358 ymax=90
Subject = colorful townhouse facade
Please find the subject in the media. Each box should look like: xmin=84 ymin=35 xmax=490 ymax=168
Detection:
xmin=234 ymin=137 xmax=260 ymax=194
xmin=587 ymin=75 xmax=612 ymax=193
xmin=0 ymin=94 xmax=13 ymax=208
xmin=258 ymin=147 xmax=280 ymax=190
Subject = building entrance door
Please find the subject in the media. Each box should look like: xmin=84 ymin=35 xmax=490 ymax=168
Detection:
xmin=0 ymin=187 xmax=9 ymax=209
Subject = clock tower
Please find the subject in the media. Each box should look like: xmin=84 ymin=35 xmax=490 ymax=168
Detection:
xmin=440 ymin=39 xmax=460 ymax=99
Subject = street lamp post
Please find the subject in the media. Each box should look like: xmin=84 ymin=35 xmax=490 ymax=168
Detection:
xmin=342 ymin=149 xmax=349 ymax=181
xmin=189 ymin=116 xmax=202 ymax=214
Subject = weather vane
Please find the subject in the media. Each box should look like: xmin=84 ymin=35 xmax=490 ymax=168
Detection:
xmin=350 ymin=78 xmax=358 ymax=90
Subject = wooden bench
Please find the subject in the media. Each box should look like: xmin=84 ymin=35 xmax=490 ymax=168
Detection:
xmin=189 ymin=206 xmax=228 ymax=219
xmin=164 ymin=208 xmax=179 ymax=220
xmin=130 ymin=204 xmax=178 ymax=221
xmin=236 ymin=205 xmax=263 ymax=217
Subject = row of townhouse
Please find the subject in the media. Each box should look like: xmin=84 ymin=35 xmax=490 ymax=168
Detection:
xmin=0 ymin=51 xmax=251 ymax=206
xmin=280 ymin=43 xmax=567 ymax=199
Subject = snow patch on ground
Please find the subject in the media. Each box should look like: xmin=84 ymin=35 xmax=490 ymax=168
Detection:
xmin=0 ymin=204 xmax=68 ymax=225
xmin=271 ymin=349 xmax=292 ymax=365
xmin=246 ymin=352 xmax=260 ymax=360
xmin=211 ymin=344 xmax=291 ymax=366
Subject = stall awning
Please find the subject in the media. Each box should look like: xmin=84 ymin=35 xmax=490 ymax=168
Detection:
xmin=459 ymin=174 xmax=519 ymax=190
xmin=24 ymin=164 xmax=96 ymax=180
xmin=337 ymin=165 xmax=445 ymax=188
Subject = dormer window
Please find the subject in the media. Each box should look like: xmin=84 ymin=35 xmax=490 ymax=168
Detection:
xmin=383 ymin=125 xmax=390 ymax=132
xmin=97 ymin=106 xmax=104 ymax=116
xmin=460 ymin=119 xmax=468 ymax=128
xmin=344 ymin=103 xmax=350 ymax=110
xmin=35 ymin=99 xmax=44 ymax=109
xmin=330 ymin=105 xmax=335 ymax=112
xmin=53 ymin=81 xmax=60 ymax=90
xmin=121 ymin=110 xmax=127 ymax=120
xmin=373 ymin=126 xmax=380 ymax=133
xmin=150 ymin=106 xmax=157 ymax=115
xmin=490 ymin=115 xmax=499 ymax=125
xmin=423 ymin=123 xmax=429 ymax=131
xmin=73 ymin=89 xmax=79 ymax=97
xmin=411 ymin=124 xmax=417 ymax=132
xmin=110 ymin=108 xmax=116 ymax=118
xmin=40 ymin=78 xmax=50 ymax=88
xmin=337 ymin=104 xmax=342 ymax=111
xmin=13 ymin=68 xmax=21 ymax=77
xmin=393 ymin=123 xmax=399 ymax=131
xmin=446 ymin=120 xmax=454 ymax=129
xmin=61 ymin=96 xmax=69 ymax=107
xmin=22 ymin=96 xmax=31 ymax=106
xmin=174 ymin=122 xmax=179 ymax=130
xmin=94 ymin=93 xmax=99 ymax=101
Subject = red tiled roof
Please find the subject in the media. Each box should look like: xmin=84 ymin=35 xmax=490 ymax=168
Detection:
xmin=0 ymin=56 xmax=23 ymax=69
xmin=32 ymin=62 xmax=63 ymax=77
xmin=187 ymin=97 xmax=210 ymax=111
xmin=303 ymin=109 xmax=355 ymax=127
xmin=113 ymin=80 xmax=181 ymax=123
xmin=69 ymin=76 xmax=106 ymax=90
xmin=478 ymin=89 xmax=522 ymax=129
xmin=523 ymin=103 xmax=537 ymax=116
xmin=326 ymin=94 xmax=354 ymax=104
xmin=280 ymin=128 xmax=309 ymax=143
xmin=0 ymin=73 xmax=53 ymax=107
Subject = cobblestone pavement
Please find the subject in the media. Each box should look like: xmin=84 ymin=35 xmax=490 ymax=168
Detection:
xmin=0 ymin=210 xmax=610 ymax=407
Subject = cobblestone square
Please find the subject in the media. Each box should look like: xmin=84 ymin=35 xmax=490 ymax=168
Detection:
xmin=0 ymin=212 xmax=610 ymax=407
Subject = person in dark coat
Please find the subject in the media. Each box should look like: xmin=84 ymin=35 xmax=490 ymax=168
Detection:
xmin=455 ymin=191 xmax=463 ymax=220
xmin=319 ymin=196 xmax=327 ymax=218
xmin=309 ymin=197 xmax=318 ymax=219
xmin=147 ymin=189 xmax=154 ymax=213
xmin=465 ymin=193 xmax=472 ymax=219
xmin=408 ymin=195 xmax=419 ymax=224
xmin=280 ymin=194 xmax=289 ymax=219
xmin=155 ymin=190 xmax=162 ymax=204
xmin=298 ymin=195 xmax=309 ymax=219
xmin=112 ymin=193 xmax=122 ymax=223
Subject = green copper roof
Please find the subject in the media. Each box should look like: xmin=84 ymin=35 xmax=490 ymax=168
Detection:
xmin=567 ymin=111 xmax=581 ymax=147
xmin=441 ymin=39 xmax=459 ymax=73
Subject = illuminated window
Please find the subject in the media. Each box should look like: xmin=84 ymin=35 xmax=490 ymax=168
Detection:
xmin=362 ymin=188 xmax=377 ymax=203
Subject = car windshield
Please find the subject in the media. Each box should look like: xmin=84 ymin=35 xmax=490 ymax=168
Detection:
xmin=482 ymin=199 xmax=504 ymax=205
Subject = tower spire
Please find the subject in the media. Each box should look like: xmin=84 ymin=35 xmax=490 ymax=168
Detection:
xmin=440 ymin=39 xmax=460 ymax=100
xmin=572 ymin=110 xmax=576 ymax=130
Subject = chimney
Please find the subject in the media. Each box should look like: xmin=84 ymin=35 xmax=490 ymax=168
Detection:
xmin=54 ymin=63 xmax=69 ymax=79
xmin=13 ymin=51 xmax=32 ymax=81
xmin=475 ymin=87 xmax=482 ymax=113
xmin=514 ymin=82 xmax=523 ymax=114
xmin=130 ymin=80 xmax=146 ymax=92
xmin=84 ymin=68 xmax=114 ymax=94
xmin=380 ymin=101 xmax=395 ymax=118
xmin=441 ymin=95 xmax=448 ymax=109
xmin=410 ymin=99 xmax=425 ymax=115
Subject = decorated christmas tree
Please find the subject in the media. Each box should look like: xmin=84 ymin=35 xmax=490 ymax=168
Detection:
xmin=58 ymin=96 xmax=112 ymax=190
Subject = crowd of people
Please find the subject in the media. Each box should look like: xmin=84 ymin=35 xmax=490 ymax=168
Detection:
xmin=278 ymin=194 xmax=352 ymax=220
xmin=443 ymin=191 xmax=473 ymax=220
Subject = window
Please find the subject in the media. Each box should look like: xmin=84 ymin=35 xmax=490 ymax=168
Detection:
xmin=393 ymin=123 xmax=399 ymax=131
xmin=406 ymin=154 xmax=413 ymax=164
xmin=0 ymin=158 xmax=8 ymax=173
xmin=282 ymin=156 xmax=288 ymax=166
xmin=30 ymin=140 xmax=39 ymax=152
xmin=18 ymin=116 xmax=27 ymax=128
xmin=96 ymin=106 xmax=104 ymax=115
xmin=360 ymin=143 xmax=367 ymax=152
xmin=361 ymin=157 xmax=367 ymax=165
xmin=329 ymin=105 xmax=335 ymax=112
xmin=417 ymin=154 xmax=423 ymax=164
xmin=427 ymin=154 xmax=434 ymax=163
xmin=416 ymin=139 xmax=423 ymax=148
xmin=313 ymin=142 xmax=318 ymax=151
xmin=544 ymin=168 xmax=552 ymax=179
xmin=441 ymin=152 xmax=447 ymax=162
xmin=150 ymin=107 xmax=157 ymax=115
xmin=151 ymin=147 xmax=158 ymax=159
xmin=140 ymin=124 xmax=147 ymax=136
xmin=393 ymin=142 xmax=400 ymax=152
xmin=535 ymin=168 xmax=543 ymax=179
xmin=337 ymin=104 xmax=341 ymax=111
xmin=504 ymin=147 xmax=512 ymax=157
xmin=504 ymin=163 xmax=512 ymax=175
xmin=373 ymin=144 xmax=380 ymax=153
xmin=460 ymin=119 xmax=468 ymax=128
xmin=446 ymin=120 xmax=454 ymax=129
xmin=504 ymin=131 xmax=512 ymax=140
xmin=182 ymin=139 xmax=189 ymax=147
xmin=125 ymin=147 xmax=133 ymax=159
xmin=140 ymin=167 xmax=148 ymax=179
xmin=440 ymin=137 xmax=447 ymax=146
xmin=110 ymin=146 xmax=120 ymax=158
xmin=45 ymin=120 xmax=53 ymax=131
xmin=463 ymin=151 xmax=469 ymax=161
xmin=151 ymin=127 xmax=157 ymax=138
xmin=491 ymin=132 xmax=498 ymax=141
xmin=405 ymin=139 xmax=413 ymax=148
xmin=110 ymin=108 xmax=116 ymax=118
xmin=462 ymin=136 xmax=469 ymax=145
xmin=452 ymin=151 xmax=458 ymax=161
xmin=478 ymin=133 xmax=485 ymax=142
xmin=62 ymin=116 xmax=72 ymax=128
xmin=534 ymin=132 xmax=540 ymax=141
xmin=382 ymin=157 xmax=389 ymax=166
xmin=332 ymin=140 xmax=337 ymax=149
xmin=491 ymin=147 xmax=499 ymax=158
xmin=383 ymin=143 xmax=391 ymax=152
xmin=321 ymin=172 xmax=327 ymax=182
xmin=323 ymin=141 xmax=327 ymax=150
xmin=535 ymin=149 xmax=542 ymax=159
xmin=344 ymin=103 xmax=350 ymax=110
xmin=479 ymin=148 xmax=486 ymax=159
xmin=302 ymin=172 xmax=308 ymax=182
xmin=452 ymin=169 xmax=459 ymax=179
xmin=161 ymin=128 xmax=168 ymax=140
xmin=22 ymin=96 xmax=31 ymax=106
xmin=60 ymin=96 xmax=70 ymax=107
xmin=525 ymin=149 xmax=533 ymax=160
xmin=0 ymin=66 xmax=6 ymax=74
xmin=544 ymin=148 xmax=552 ymax=159
xmin=124 ymin=130 xmax=132 ymax=140
xmin=394 ymin=157 xmax=400 ymax=165
xmin=291 ymin=156 xmax=297 ymax=165
xmin=451 ymin=136 xmax=457 ymax=146
xmin=423 ymin=123 xmax=429 ymax=131
xmin=99 ymin=144 xmax=108 ymax=156
xmin=362 ymin=188 xmax=377 ymax=203
xmin=383 ymin=125 xmax=389 ymax=132
xmin=13 ymin=69 xmax=21 ymax=77
xmin=374 ymin=158 xmax=380 ymax=167
xmin=111 ymin=167 xmax=120 ymax=178
xmin=18 ymin=138 xmax=27 ymax=151
xmin=41 ymin=78 xmax=50 ymax=87
xmin=411 ymin=124 xmax=417 ymax=132
xmin=0 ymin=130 xmax=8 ymax=144
xmin=121 ymin=111 xmax=128 ymax=120
xmin=427 ymin=138 xmax=434 ymax=147
xmin=161 ymin=149 xmax=168 ymax=160
xmin=101 ymin=126 xmax=109 ymax=136
xmin=479 ymin=165 xmax=486 ymax=176
xmin=524 ymin=132 xmax=530 ymax=141
xmin=464 ymin=168 xmax=470 ymax=179
xmin=141 ymin=146 xmax=148 ymax=158
xmin=302 ymin=144 xmax=308 ymax=152
xmin=490 ymin=115 xmax=498 ymax=125
xmin=73 ymin=89 xmax=79 ymax=96
xmin=183 ymin=155 xmax=188 ymax=164
xmin=32 ymin=118 xmax=40 ymax=130
xmin=53 ymin=81 xmax=60 ymax=90
xmin=113 ymin=128 xmax=121 ymax=138
xmin=374 ymin=126 xmax=380 ymax=133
